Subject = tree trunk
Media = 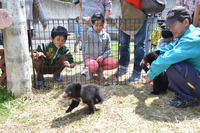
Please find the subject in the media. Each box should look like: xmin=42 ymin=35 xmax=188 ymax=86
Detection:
xmin=2 ymin=0 xmax=32 ymax=96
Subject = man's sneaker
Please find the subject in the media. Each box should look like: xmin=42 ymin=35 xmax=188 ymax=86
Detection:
xmin=169 ymin=97 xmax=199 ymax=108
xmin=36 ymin=78 xmax=44 ymax=86
xmin=96 ymin=67 xmax=105 ymax=80
xmin=81 ymin=66 xmax=88 ymax=75
xmin=114 ymin=68 xmax=128 ymax=77
xmin=86 ymin=71 xmax=93 ymax=80
xmin=128 ymin=71 xmax=141 ymax=82
xmin=74 ymin=49 xmax=78 ymax=53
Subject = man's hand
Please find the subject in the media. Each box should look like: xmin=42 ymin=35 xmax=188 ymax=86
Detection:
xmin=83 ymin=17 xmax=91 ymax=27
xmin=96 ymin=55 xmax=104 ymax=62
xmin=145 ymin=76 xmax=153 ymax=85
xmin=43 ymin=24 xmax=47 ymax=30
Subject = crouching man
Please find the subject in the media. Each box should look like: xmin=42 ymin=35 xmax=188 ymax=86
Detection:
xmin=141 ymin=6 xmax=200 ymax=108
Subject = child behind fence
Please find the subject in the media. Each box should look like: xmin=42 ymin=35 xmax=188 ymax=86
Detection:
xmin=33 ymin=26 xmax=75 ymax=86
xmin=84 ymin=12 xmax=118 ymax=80
xmin=155 ymin=25 xmax=177 ymax=50
xmin=149 ymin=19 xmax=165 ymax=50
xmin=74 ymin=16 xmax=82 ymax=52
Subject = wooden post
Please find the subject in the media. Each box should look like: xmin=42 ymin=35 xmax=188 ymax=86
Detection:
xmin=193 ymin=4 xmax=200 ymax=27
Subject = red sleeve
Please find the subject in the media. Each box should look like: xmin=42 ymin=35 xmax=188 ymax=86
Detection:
xmin=125 ymin=0 xmax=141 ymax=9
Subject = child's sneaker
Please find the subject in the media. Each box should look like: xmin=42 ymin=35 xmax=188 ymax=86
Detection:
xmin=81 ymin=66 xmax=88 ymax=75
xmin=36 ymin=78 xmax=44 ymax=86
xmin=86 ymin=71 xmax=93 ymax=80
xmin=96 ymin=67 xmax=105 ymax=80
xmin=54 ymin=75 xmax=63 ymax=82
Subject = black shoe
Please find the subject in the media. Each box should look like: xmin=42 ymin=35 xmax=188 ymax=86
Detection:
xmin=169 ymin=97 xmax=199 ymax=108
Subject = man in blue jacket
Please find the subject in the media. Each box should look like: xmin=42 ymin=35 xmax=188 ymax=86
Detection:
xmin=142 ymin=6 xmax=200 ymax=108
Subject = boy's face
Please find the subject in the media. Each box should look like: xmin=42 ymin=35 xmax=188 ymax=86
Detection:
xmin=164 ymin=37 xmax=173 ymax=43
xmin=91 ymin=20 xmax=104 ymax=33
xmin=51 ymin=36 xmax=66 ymax=49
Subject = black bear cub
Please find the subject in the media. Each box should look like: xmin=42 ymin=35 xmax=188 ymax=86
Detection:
xmin=62 ymin=83 xmax=103 ymax=114
xmin=141 ymin=51 xmax=168 ymax=95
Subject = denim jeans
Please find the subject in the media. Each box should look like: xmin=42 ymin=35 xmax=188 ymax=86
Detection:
xmin=119 ymin=18 xmax=147 ymax=73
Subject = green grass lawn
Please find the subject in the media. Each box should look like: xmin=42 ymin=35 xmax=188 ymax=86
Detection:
xmin=0 ymin=89 xmax=15 ymax=123
xmin=1 ymin=84 xmax=200 ymax=132
xmin=111 ymin=43 xmax=135 ymax=52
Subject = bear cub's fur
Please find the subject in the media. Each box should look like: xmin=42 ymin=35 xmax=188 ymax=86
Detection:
xmin=62 ymin=83 xmax=103 ymax=114
xmin=141 ymin=51 xmax=168 ymax=95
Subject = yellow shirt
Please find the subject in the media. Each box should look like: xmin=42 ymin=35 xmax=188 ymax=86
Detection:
xmin=149 ymin=26 xmax=162 ymax=46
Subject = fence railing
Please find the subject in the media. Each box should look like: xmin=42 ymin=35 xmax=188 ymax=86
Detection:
xmin=29 ymin=17 xmax=157 ymax=88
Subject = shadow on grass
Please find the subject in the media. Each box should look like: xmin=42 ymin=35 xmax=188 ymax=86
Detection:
xmin=130 ymin=85 xmax=200 ymax=122
xmin=51 ymin=107 xmax=100 ymax=128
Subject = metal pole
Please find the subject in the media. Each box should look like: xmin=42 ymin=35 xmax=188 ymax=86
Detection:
xmin=28 ymin=20 xmax=36 ymax=87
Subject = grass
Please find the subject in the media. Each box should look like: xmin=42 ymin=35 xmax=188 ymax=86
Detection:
xmin=0 ymin=88 xmax=15 ymax=124
xmin=1 ymin=83 xmax=200 ymax=132
xmin=111 ymin=43 xmax=135 ymax=52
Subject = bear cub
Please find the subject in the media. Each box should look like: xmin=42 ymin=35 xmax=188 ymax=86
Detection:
xmin=141 ymin=51 xmax=168 ymax=95
xmin=62 ymin=83 xmax=103 ymax=114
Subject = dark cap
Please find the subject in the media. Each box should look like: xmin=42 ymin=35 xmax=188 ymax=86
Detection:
xmin=166 ymin=6 xmax=190 ymax=27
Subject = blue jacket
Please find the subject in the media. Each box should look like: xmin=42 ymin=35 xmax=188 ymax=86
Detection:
xmin=75 ymin=23 xmax=82 ymax=38
xmin=147 ymin=25 xmax=200 ymax=80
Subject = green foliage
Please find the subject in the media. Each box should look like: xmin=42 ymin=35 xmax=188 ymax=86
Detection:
xmin=111 ymin=43 xmax=134 ymax=52
xmin=0 ymin=89 xmax=15 ymax=123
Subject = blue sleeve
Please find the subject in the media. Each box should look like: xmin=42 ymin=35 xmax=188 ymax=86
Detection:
xmin=78 ymin=24 xmax=82 ymax=37
xmin=75 ymin=24 xmax=78 ymax=37
xmin=147 ymin=40 xmax=199 ymax=80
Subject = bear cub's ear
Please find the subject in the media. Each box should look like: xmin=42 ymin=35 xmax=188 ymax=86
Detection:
xmin=74 ymin=83 xmax=81 ymax=90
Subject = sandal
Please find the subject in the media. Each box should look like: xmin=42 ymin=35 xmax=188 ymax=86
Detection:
xmin=54 ymin=76 xmax=63 ymax=82
xmin=36 ymin=78 xmax=44 ymax=86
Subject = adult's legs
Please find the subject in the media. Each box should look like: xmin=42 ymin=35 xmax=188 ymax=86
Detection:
xmin=129 ymin=18 xmax=147 ymax=82
xmin=167 ymin=62 xmax=200 ymax=100
xmin=74 ymin=37 xmax=79 ymax=52
xmin=166 ymin=62 xmax=200 ymax=108
xmin=81 ymin=24 xmax=90 ymax=75
xmin=114 ymin=30 xmax=131 ymax=76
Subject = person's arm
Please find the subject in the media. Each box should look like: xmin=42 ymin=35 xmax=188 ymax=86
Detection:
xmin=34 ymin=43 xmax=46 ymax=60
xmin=147 ymin=40 xmax=197 ymax=80
xmin=75 ymin=3 xmax=82 ymax=14
xmin=104 ymin=0 xmax=112 ymax=29
xmin=74 ymin=24 xmax=78 ymax=38
xmin=35 ymin=0 xmax=48 ymax=30
xmin=96 ymin=33 xmax=111 ymax=62
xmin=103 ymin=33 xmax=111 ymax=58
xmin=73 ymin=0 xmax=82 ymax=14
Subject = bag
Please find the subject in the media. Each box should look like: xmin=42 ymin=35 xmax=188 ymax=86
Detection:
xmin=33 ymin=0 xmax=39 ymax=24
xmin=125 ymin=0 xmax=141 ymax=10
xmin=140 ymin=0 xmax=166 ymax=14
xmin=108 ymin=0 xmax=146 ymax=36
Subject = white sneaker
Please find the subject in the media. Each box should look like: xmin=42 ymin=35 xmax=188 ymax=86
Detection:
xmin=81 ymin=66 xmax=88 ymax=75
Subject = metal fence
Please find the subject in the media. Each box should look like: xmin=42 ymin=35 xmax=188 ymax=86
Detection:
xmin=30 ymin=17 xmax=157 ymax=88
